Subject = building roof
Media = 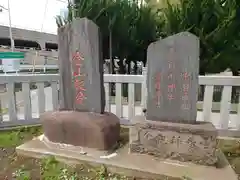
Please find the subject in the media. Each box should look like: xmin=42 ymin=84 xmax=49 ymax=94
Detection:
xmin=0 ymin=0 xmax=67 ymax=34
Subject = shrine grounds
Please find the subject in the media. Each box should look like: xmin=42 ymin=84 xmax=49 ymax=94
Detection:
xmin=0 ymin=126 xmax=239 ymax=180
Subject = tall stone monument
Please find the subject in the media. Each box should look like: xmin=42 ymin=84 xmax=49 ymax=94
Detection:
xmin=146 ymin=32 xmax=199 ymax=123
xmin=129 ymin=32 xmax=218 ymax=166
xmin=58 ymin=18 xmax=105 ymax=113
xmin=41 ymin=18 xmax=120 ymax=150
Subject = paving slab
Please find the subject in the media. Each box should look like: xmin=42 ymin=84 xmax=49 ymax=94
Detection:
xmin=16 ymin=135 xmax=238 ymax=180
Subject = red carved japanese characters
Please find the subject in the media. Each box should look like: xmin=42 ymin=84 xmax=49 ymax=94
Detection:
xmin=168 ymin=84 xmax=176 ymax=92
xmin=181 ymin=72 xmax=190 ymax=80
xmin=153 ymin=47 xmax=191 ymax=109
xmin=72 ymin=51 xmax=86 ymax=104
xmin=155 ymin=73 xmax=161 ymax=106
xmin=181 ymin=71 xmax=190 ymax=110
xmin=168 ymin=94 xmax=174 ymax=101
xmin=167 ymin=47 xmax=175 ymax=101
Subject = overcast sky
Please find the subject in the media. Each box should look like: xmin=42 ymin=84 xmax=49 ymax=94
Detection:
xmin=0 ymin=0 xmax=68 ymax=34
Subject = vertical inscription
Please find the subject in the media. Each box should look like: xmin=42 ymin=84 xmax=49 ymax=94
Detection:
xmin=72 ymin=51 xmax=86 ymax=104
xmin=154 ymin=72 xmax=161 ymax=107
xmin=167 ymin=47 xmax=176 ymax=102
xmin=146 ymin=32 xmax=199 ymax=122
xmin=181 ymin=71 xmax=190 ymax=110
xmin=58 ymin=18 xmax=105 ymax=113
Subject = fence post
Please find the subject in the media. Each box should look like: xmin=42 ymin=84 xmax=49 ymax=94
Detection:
xmin=0 ymin=99 xmax=2 ymax=122
xmin=141 ymin=67 xmax=147 ymax=110
xmin=237 ymin=88 xmax=240 ymax=129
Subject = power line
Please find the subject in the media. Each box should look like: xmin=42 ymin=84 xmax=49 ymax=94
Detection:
xmin=41 ymin=0 xmax=49 ymax=32
xmin=55 ymin=0 xmax=68 ymax=3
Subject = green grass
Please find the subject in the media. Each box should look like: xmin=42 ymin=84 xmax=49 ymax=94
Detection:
xmin=0 ymin=108 xmax=8 ymax=115
xmin=11 ymin=156 xmax=131 ymax=180
xmin=0 ymin=126 xmax=149 ymax=180
xmin=0 ymin=126 xmax=239 ymax=180
xmin=0 ymin=126 xmax=42 ymax=147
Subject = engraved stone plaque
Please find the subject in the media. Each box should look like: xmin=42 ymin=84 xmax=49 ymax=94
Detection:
xmin=58 ymin=18 xmax=105 ymax=113
xmin=146 ymin=32 xmax=199 ymax=123
xmin=129 ymin=116 xmax=218 ymax=166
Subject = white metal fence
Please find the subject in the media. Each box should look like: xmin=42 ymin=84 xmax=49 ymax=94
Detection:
xmin=0 ymin=65 xmax=58 ymax=72
xmin=0 ymin=73 xmax=239 ymax=137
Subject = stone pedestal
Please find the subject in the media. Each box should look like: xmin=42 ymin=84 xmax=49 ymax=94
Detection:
xmin=129 ymin=116 xmax=218 ymax=166
xmin=41 ymin=111 xmax=120 ymax=151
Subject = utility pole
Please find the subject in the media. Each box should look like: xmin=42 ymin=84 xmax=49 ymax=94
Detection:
xmin=0 ymin=0 xmax=14 ymax=52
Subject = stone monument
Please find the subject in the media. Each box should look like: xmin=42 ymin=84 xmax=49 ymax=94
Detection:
xmin=16 ymin=30 xmax=237 ymax=180
xmin=41 ymin=18 xmax=120 ymax=150
xmin=129 ymin=32 xmax=218 ymax=166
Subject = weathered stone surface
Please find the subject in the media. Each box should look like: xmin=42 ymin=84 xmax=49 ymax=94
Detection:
xmin=41 ymin=111 xmax=120 ymax=150
xmin=58 ymin=18 xmax=105 ymax=113
xmin=146 ymin=32 xmax=199 ymax=123
xmin=58 ymin=23 xmax=74 ymax=110
xmin=129 ymin=116 xmax=218 ymax=166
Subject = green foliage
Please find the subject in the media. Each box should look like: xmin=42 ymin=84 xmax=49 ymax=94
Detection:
xmin=14 ymin=156 xmax=129 ymax=180
xmin=40 ymin=156 xmax=78 ymax=180
xmin=13 ymin=167 xmax=31 ymax=180
xmin=161 ymin=0 xmax=240 ymax=74
xmin=0 ymin=126 xmax=42 ymax=147
xmin=56 ymin=0 xmax=161 ymax=73
xmin=55 ymin=0 xmax=240 ymax=75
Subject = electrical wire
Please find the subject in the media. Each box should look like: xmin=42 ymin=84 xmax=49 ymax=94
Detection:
xmin=55 ymin=0 xmax=68 ymax=3
xmin=41 ymin=0 xmax=49 ymax=32
xmin=41 ymin=0 xmax=68 ymax=32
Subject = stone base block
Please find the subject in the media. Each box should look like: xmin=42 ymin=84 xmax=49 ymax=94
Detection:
xmin=129 ymin=116 xmax=218 ymax=166
xmin=41 ymin=111 xmax=120 ymax=150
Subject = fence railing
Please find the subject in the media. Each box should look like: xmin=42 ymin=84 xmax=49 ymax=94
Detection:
xmin=0 ymin=73 xmax=239 ymax=137
xmin=0 ymin=65 xmax=58 ymax=72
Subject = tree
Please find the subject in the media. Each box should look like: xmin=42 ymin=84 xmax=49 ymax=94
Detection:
xmin=160 ymin=0 xmax=240 ymax=102
xmin=107 ymin=0 xmax=160 ymax=72
xmin=56 ymin=0 xmax=161 ymax=74
xmin=160 ymin=0 xmax=240 ymax=75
